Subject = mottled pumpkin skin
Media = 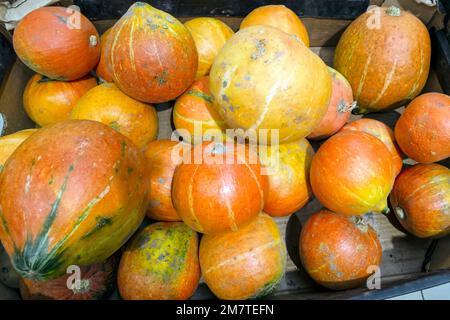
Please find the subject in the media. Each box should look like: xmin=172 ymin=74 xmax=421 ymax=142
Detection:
xmin=210 ymin=25 xmax=331 ymax=144
xmin=185 ymin=18 xmax=234 ymax=79
xmin=334 ymin=6 xmax=431 ymax=113
xmin=394 ymin=93 xmax=450 ymax=163
xmin=71 ymin=83 xmax=158 ymax=148
xmin=259 ymin=139 xmax=314 ymax=217
xmin=96 ymin=28 xmax=114 ymax=83
xmin=118 ymin=222 xmax=200 ymax=300
xmin=308 ymin=67 xmax=354 ymax=140
xmin=172 ymin=141 xmax=268 ymax=234
xmin=310 ymin=131 xmax=395 ymax=215
xmin=13 ymin=7 xmax=100 ymax=81
xmin=299 ymin=210 xmax=382 ymax=290
xmin=23 ymin=74 xmax=97 ymax=127
xmin=240 ymin=5 xmax=310 ymax=47
xmin=390 ymin=164 xmax=450 ymax=238
xmin=341 ymin=118 xmax=403 ymax=176
xmin=106 ymin=3 xmax=198 ymax=103
xmin=0 ymin=120 xmax=148 ymax=280
xmin=144 ymin=140 xmax=184 ymax=221
xmin=0 ymin=129 xmax=37 ymax=170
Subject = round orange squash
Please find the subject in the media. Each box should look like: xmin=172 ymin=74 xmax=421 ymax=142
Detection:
xmin=96 ymin=28 xmax=114 ymax=83
xmin=299 ymin=210 xmax=382 ymax=290
xmin=172 ymin=141 xmax=268 ymax=234
xmin=23 ymin=74 xmax=97 ymax=127
xmin=390 ymin=164 xmax=450 ymax=238
xmin=341 ymin=118 xmax=403 ymax=176
xmin=13 ymin=6 xmax=100 ymax=81
xmin=118 ymin=222 xmax=200 ymax=300
xmin=0 ymin=129 xmax=37 ymax=169
xmin=105 ymin=3 xmax=197 ymax=103
xmin=185 ymin=18 xmax=234 ymax=79
xmin=259 ymin=139 xmax=314 ymax=217
xmin=334 ymin=6 xmax=431 ymax=113
xmin=200 ymin=213 xmax=286 ymax=299
xmin=394 ymin=92 xmax=450 ymax=163
xmin=310 ymin=131 xmax=395 ymax=215
xmin=240 ymin=5 xmax=309 ymax=47
xmin=0 ymin=120 xmax=148 ymax=280
xmin=210 ymin=25 xmax=331 ymax=144
xmin=71 ymin=83 xmax=158 ymax=148
xmin=308 ymin=67 xmax=354 ymax=140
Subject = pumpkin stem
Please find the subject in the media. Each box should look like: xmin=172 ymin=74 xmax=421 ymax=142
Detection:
xmin=394 ymin=206 xmax=406 ymax=220
xmin=37 ymin=75 xmax=56 ymax=83
xmin=385 ymin=6 xmax=401 ymax=17
xmin=350 ymin=215 xmax=368 ymax=233
xmin=0 ymin=112 xmax=6 ymax=136
xmin=89 ymin=35 xmax=98 ymax=47
xmin=338 ymin=100 xmax=358 ymax=113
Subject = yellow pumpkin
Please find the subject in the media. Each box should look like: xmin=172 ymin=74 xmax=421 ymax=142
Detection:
xmin=0 ymin=129 xmax=38 ymax=169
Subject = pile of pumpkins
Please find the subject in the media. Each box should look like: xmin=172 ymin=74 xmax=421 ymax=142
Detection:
xmin=0 ymin=2 xmax=448 ymax=300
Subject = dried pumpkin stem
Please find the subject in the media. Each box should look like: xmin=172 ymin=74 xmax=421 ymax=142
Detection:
xmin=394 ymin=206 xmax=406 ymax=220
xmin=385 ymin=6 xmax=401 ymax=17
xmin=338 ymin=100 xmax=358 ymax=113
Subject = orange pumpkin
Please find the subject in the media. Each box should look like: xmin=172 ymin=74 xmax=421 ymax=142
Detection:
xmin=96 ymin=28 xmax=113 ymax=83
xmin=308 ymin=67 xmax=354 ymax=140
xmin=200 ymin=213 xmax=286 ymax=299
xmin=13 ymin=6 xmax=100 ymax=81
xmin=105 ymin=3 xmax=197 ymax=103
xmin=0 ymin=120 xmax=148 ymax=280
xmin=310 ymin=131 xmax=395 ymax=215
xmin=23 ymin=74 xmax=97 ymax=127
xmin=390 ymin=164 xmax=450 ymax=238
xmin=118 ymin=222 xmax=200 ymax=300
xmin=341 ymin=118 xmax=403 ymax=176
xmin=240 ymin=5 xmax=309 ymax=46
xmin=172 ymin=141 xmax=268 ymax=234
xmin=394 ymin=93 xmax=450 ymax=163
xmin=334 ymin=6 xmax=431 ymax=113
xmin=185 ymin=18 xmax=234 ymax=79
xmin=0 ymin=129 xmax=38 ymax=169
xmin=259 ymin=139 xmax=314 ymax=217
xmin=144 ymin=140 xmax=184 ymax=221
xmin=299 ymin=210 xmax=382 ymax=290
xmin=71 ymin=83 xmax=158 ymax=148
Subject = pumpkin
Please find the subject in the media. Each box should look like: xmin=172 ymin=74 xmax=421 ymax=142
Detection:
xmin=259 ymin=139 xmax=314 ymax=217
xmin=172 ymin=141 xmax=268 ymax=234
xmin=96 ymin=28 xmax=114 ymax=83
xmin=0 ymin=120 xmax=148 ymax=280
xmin=0 ymin=129 xmax=37 ymax=170
xmin=394 ymin=92 xmax=450 ymax=163
xmin=341 ymin=118 xmax=403 ymax=176
xmin=13 ymin=6 xmax=100 ymax=81
xmin=334 ymin=6 xmax=431 ymax=113
xmin=307 ymin=67 xmax=355 ymax=140
xmin=144 ymin=140 xmax=184 ymax=221
xmin=23 ymin=74 xmax=97 ymax=127
xmin=105 ymin=2 xmax=197 ymax=103
xmin=390 ymin=164 xmax=450 ymax=238
xmin=118 ymin=222 xmax=200 ymax=300
xmin=240 ymin=5 xmax=309 ymax=47
xmin=310 ymin=131 xmax=395 ymax=215
xmin=20 ymin=255 xmax=118 ymax=300
xmin=71 ymin=83 xmax=158 ymax=148
xmin=185 ymin=18 xmax=234 ymax=79
xmin=173 ymin=76 xmax=225 ymax=144
xmin=200 ymin=213 xmax=286 ymax=299
xmin=209 ymin=25 xmax=331 ymax=144
xmin=299 ymin=210 xmax=382 ymax=290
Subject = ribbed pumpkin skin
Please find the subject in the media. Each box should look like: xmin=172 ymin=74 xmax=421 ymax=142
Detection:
xmin=13 ymin=7 xmax=100 ymax=81
xmin=0 ymin=120 xmax=148 ymax=280
xmin=341 ymin=119 xmax=403 ymax=176
xmin=200 ymin=213 xmax=286 ymax=300
xmin=334 ymin=6 xmax=431 ymax=113
xmin=390 ymin=164 xmax=450 ymax=238
xmin=96 ymin=28 xmax=114 ymax=83
xmin=240 ymin=5 xmax=310 ymax=47
xmin=172 ymin=141 xmax=268 ymax=234
xmin=299 ymin=210 xmax=382 ymax=290
xmin=144 ymin=140 xmax=183 ymax=221
xmin=0 ymin=129 xmax=37 ymax=169
xmin=394 ymin=93 xmax=450 ymax=163
xmin=106 ymin=3 xmax=198 ymax=103
xmin=118 ymin=222 xmax=200 ymax=300
xmin=23 ymin=74 xmax=97 ymax=127
xmin=308 ymin=67 xmax=354 ymax=140
xmin=209 ymin=25 xmax=331 ymax=144
xmin=71 ymin=83 xmax=158 ymax=148
xmin=310 ymin=131 xmax=395 ymax=215
xmin=259 ymin=139 xmax=314 ymax=217
xmin=185 ymin=18 xmax=234 ymax=79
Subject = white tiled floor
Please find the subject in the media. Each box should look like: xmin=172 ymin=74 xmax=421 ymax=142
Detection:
xmin=386 ymin=282 xmax=450 ymax=300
